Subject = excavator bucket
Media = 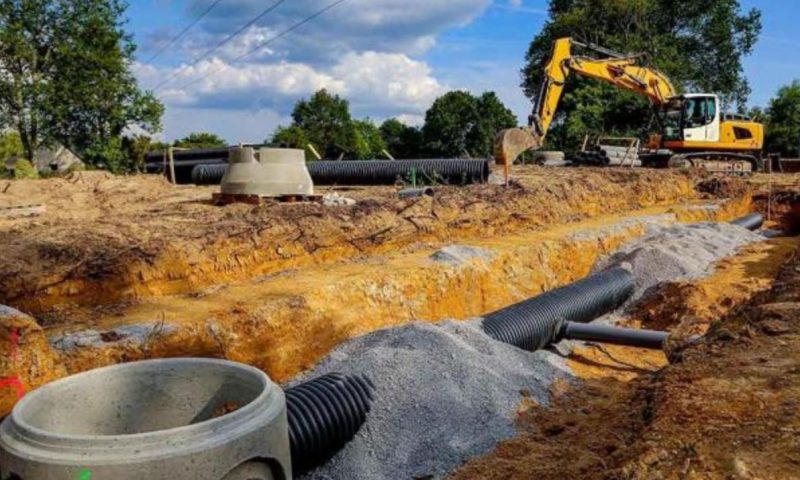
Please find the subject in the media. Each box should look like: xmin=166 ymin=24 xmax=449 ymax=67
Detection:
xmin=493 ymin=127 xmax=543 ymax=180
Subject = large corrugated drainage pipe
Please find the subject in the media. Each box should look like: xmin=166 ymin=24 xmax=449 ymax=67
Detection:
xmin=285 ymin=373 xmax=375 ymax=473
xmin=191 ymin=159 xmax=490 ymax=186
xmin=192 ymin=163 xmax=228 ymax=185
xmin=482 ymin=267 xmax=635 ymax=351
xmin=730 ymin=213 xmax=764 ymax=231
xmin=307 ymin=159 xmax=490 ymax=185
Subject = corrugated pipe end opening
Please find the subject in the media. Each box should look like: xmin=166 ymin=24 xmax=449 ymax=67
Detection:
xmin=285 ymin=372 xmax=375 ymax=473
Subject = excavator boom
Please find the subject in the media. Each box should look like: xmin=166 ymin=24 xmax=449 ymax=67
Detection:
xmin=495 ymin=38 xmax=676 ymax=168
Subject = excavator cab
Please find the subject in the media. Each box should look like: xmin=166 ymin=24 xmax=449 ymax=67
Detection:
xmin=661 ymin=94 xmax=721 ymax=143
xmin=654 ymin=94 xmax=764 ymax=172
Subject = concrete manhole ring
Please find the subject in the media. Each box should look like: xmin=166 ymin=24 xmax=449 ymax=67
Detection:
xmin=0 ymin=358 xmax=291 ymax=480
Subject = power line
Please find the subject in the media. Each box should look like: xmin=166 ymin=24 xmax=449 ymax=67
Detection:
xmin=152 ymin=0 xmax=288 ymax=91
xmin=145 ymin=0 xmax=225 ymax=64
xmin=171 ymin=0 xmax=347 ymax=92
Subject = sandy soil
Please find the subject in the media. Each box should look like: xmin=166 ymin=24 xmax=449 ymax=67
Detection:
xmin=0 ymin=167 xmax=706 ymax=318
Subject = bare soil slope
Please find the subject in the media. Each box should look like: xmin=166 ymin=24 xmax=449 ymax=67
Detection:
xmin=1 ymin=167 xmax=706 ymax=317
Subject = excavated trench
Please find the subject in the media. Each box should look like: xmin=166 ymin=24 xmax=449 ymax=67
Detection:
xmin=3 ymin=169 xmax=799 ymax=478
xmin=40 ymin=198 xmax=749 ymax=382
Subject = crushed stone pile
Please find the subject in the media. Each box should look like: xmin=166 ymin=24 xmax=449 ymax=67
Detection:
xmin=296 ymin=320 xmax=570 ymax=480
xmin=596 ymin=222 xmax=762 ymax=306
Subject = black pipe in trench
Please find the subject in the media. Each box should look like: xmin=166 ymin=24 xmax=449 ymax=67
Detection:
xmin=483 ymin=213 xmax=766 ymax=351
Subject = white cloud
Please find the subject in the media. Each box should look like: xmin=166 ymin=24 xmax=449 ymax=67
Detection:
xmin=164 ymin=107 xmax=288 ymax=144
xmin=138 ymin=52 xmax=448 ymax=140
xmin=395 ymin=113 xmax=425 ymax=126
xmin=135 ymin=0 xmax=502 ymax=141
xmin=176 ymin=0 xmax=492 ymax=64
xmin=333 ymin=52 xmax=447 ymax=114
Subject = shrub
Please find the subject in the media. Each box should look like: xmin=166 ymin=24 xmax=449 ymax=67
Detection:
xmin=12 ymin=159 xmax=39 ymax=180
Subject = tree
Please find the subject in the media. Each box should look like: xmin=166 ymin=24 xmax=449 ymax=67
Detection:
xmin=272 ymin=124 xmax=314 ymax=158
xmin=380 ymin=118 xmax=423 ymax=159
xmin=173 ymin=132 xmax=227 ymax=149
xmin=0 ymin=0 xmax=163 ymax=172
xmin=522 ymin=0 xmax=762 ymax=151
xmin=422 ymin=90 xmax=517 ymax=158
xmin=288 ymin=89 xmax=357 ymax=159
xmin=765 ymin=80 xmax=800 ymax=158
xmin=473 ymin=92 xmax=519 ymax=157
xmin=423 ymin=91 xmax=478 ymax=157
xmin=352 ymin=119 xmax=387 ymax=159
xmin=122 ymin=134 xmax=153 ymax=173
xmin=0 ymin=129 xmax=22 ymax=162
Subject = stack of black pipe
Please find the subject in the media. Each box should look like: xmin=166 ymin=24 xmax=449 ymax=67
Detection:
xmin=190 ymin=159 xmax=491 ymax=186
xmin=144 ymin=146 xmax=267 ymax=184
xmin=285 ymin=372 xmax=375 ymax=472
xmin=571 ymin=145 xmax=642 ymax=167
xmin=307 ymin=159 xmax=490 ymax=185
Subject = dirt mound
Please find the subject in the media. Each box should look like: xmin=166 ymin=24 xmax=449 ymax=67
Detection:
xmin=0 ymin=167 xmax=712 ymax=318
xmin=0 ymin=306 xmax=65 ymax=416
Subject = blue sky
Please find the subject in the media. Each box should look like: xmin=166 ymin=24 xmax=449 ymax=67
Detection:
xmin=126 ymin=0 xmax=800 ymax=142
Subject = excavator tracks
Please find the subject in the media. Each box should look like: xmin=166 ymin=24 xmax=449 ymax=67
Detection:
xmin=668 ymin=152 xmax=761 ymax=175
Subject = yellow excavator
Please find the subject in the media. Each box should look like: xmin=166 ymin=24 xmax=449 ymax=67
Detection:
xmin=496 ymin=38 xmax=765 ymax=174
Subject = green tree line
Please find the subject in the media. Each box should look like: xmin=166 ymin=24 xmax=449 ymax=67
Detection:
xmin=270 ymin=89 xmax=518 ymax=160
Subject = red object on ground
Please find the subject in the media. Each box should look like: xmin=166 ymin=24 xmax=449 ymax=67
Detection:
xmin=10 ymin=328 xmax=20 ymax=360
xmin=2 ymin=329 xmax=26 ymax=398
xmin=0 ymin=376 xmax=25 ymax=400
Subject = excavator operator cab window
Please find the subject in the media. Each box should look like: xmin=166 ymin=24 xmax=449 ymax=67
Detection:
xmin=662 ymin=105 xmax=683 ymax=141
xmin=684 ymin=96 xmax=716 ymax=128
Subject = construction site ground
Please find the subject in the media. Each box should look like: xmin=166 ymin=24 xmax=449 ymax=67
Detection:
xmin=2 ymin=166 xmax=800 ymax=477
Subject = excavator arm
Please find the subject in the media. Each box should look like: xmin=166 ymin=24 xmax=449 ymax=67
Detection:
xmin=495 ymin=38 xmax=677 ymax=170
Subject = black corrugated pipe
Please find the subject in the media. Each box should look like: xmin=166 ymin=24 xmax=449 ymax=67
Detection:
xmin=191 ymin=163 xmax=228 ymax=185
xmin=285 ymin=372 xmax=375 ymax=472
xmin=147 ymin=159 xmax=227 ymax=183
xmin=558 ymin=321 xmax=670 ymax=349
xmin=307 ymin=159 xmax=490 ymax=185
xmin=144 ymin=144 xmax=269 ymax=164
xmin=730 ymin=213 xmax=764 ymax=231
xmin=190 ymin=159 xmax=491 ymax=186
xmin=482 ymin=267 xmax=635 ymax=351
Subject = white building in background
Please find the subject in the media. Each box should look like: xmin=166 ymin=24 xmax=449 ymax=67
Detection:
xmin=4 ymin=144 xmax=84 ymax=174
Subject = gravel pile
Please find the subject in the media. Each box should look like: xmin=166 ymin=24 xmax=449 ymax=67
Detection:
xmin=596 ymin=222 xmax=762 ymax=305
xmin=296 ymin=319 xmax=570 ymax=479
